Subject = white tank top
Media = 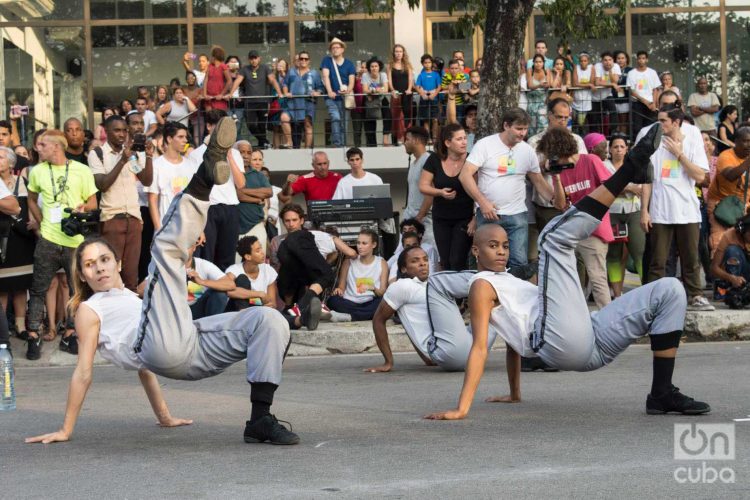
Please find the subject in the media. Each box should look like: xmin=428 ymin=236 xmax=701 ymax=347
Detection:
xmin=343 ymin=256 xmax=383 ymax=304
xmin=83 ymin=288 xmax=143 ymax=371
xmin=166 ymin=99 xmax=191 ymax=126
xmin=469 ymin=271 xmax=539 ymax=358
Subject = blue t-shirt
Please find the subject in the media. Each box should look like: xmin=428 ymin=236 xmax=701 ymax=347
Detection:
xmin=320 ymin=56 xmax=356 ymax=99
xmin=416 ymin=70 xmax=441 ymax=92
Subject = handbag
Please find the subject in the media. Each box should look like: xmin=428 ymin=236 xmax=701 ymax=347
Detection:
xmin=10 ymin=176 xmax=32 ymax=239
xmin=331 ymin=58 xmax=356 ymax=110
xmin=714 ymin=173 xmax=750 ymax=227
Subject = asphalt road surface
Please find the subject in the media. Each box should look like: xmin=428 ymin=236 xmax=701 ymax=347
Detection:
xmin=3 ymin=342 xmax=749 ymax=498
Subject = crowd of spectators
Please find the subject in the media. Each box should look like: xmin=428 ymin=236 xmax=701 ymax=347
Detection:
xmin=0 ymin=37 xmax=748 ymax=366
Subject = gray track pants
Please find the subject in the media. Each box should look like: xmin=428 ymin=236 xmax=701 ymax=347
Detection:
xmin=535 ymin=207 xmax=687 ymax=372
xmin=135 ymin=191 xmax=289 ymax=385
xmin=426 ymin=271 xmax=498 ymax=371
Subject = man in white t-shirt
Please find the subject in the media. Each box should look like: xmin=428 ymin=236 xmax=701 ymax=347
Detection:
xmin=189 ymin=110 xmax=246 ymax=271
xmin=332 ymin=147 xmax=383 ymax=200
xmin=591 ymin=51 xmax=621 ymax=133
xmin=134 ymin=97 xmax=158 ymax=137
xmin=640 ymin=106 xmax=712 ymax=311
xmin=186 ymin=243 xmax=236 ymax=319
xmin=459 ymin=107 xmax=555 ymax=270
xmin=626 ymin=50 xmax=662 ymax=139
xmin=687 ymin=77 xmax=721 ymax=134
xmin=146 ymin=123 xmax=198 ymax=229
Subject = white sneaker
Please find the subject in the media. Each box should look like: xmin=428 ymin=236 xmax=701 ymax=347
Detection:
xmin=687 ymin=295 xmax=715 ymax=312
xmin=330 ymin=311 xmax=352 ymax=323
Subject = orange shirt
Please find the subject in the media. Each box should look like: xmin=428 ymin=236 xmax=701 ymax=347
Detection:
xmin=707 ymin=149 xmax=749 ymax=203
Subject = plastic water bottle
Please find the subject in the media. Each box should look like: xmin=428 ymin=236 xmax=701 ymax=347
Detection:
xmin=0 ymin=344 xmax=15 ymax=411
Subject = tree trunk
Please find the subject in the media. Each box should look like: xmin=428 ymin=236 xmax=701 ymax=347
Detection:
xmin=477 ymin=0 xmax=535 ymax=139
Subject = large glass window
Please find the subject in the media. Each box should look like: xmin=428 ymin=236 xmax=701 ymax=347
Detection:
xmin=193 ymin=0 xmax=288 ymax=17
xmin=430 ymin=21 xmax=474 ymax=64
xmin=91 ymin=0 xmax=188 ymax=19
xmin=93 ymin=25 xmax=188 ymax=107
xmin=295 ymin=0 xmax=388 ymax=15
xmin=2 ymin=26 xmax=88 ymax=141
xmin=632 ymin=12 xmax=721 ymax=98
xmin=533 ymin=14 xmax=626 ymax=61
xmin=295 ymin=18 xmax=391 ymax=68
xmin=0 ymin=0 xmax=83 ymax=21
xmin=726 ymin=11 xmax=750 ymax=120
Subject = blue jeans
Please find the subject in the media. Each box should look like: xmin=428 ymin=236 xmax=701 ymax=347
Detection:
xmin=722 ymin=245 xmax=750 ymax=281
xmin=475 ymin=209 xmax=528 ymax=270
xmin=325 ymin=98 xmax=346 ymax=147
xmin=190 ymin=289 xmax=229 ymax=320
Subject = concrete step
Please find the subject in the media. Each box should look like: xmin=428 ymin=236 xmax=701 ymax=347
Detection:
xmin=8 ymin=306 xmax=750 ymax=368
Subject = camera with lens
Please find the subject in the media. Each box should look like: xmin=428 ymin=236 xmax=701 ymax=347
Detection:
xmin=131 ymin=133 xmax=147 ymax=152
xmin=547 ymin=156 xmax=576 ymax=174
xmin=61 ymin=208 xmax=100 ymax=237
xmin=724 ymin=282 xmax=750 ymax=309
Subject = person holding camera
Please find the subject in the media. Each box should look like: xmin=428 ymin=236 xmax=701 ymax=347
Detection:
xmin=540 ymin=129 xmax=614 ymax=309
xmin=26 ymin=129 xmax=98 ymax=360
xmin=709 ymin=214 xmax=750 ymax=298
xmin=88 ymin=115 xmax=153 ymax=293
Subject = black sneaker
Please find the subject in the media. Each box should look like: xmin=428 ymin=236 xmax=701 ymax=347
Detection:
xmin=26 ymin=335 xmax=42 ymax=360
xmin=300 ymin=295 xmax=321 ymax=331
xmin=16 ymin=330 xmax=29 ymax=341
xmin=628 ymin=124 xmax=663 ymax=184
xmin=244 ymin=415 xmax=300 ymax=445
xmin=647 ymin=385 xmax=711 ymax=415
xmin=521 ymin=356 xmax=559 ymax=372
xmin=202 ymin=116 xmax=236 ymax=186
xmin=59 ymin=334 xmax=79 ymax=355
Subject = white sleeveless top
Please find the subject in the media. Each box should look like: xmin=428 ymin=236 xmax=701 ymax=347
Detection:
xmin=83 ymin=287 xmax=143 ymax=371
xmin=469 ymin=271 xmax=539 ymax=358
xmin=343 ymin=256 xmax=384 ymax=304
xmin=573 ymin=65 xmax=594 ymax=112
xmin=166 ymin=99 xmax=191 ymax=126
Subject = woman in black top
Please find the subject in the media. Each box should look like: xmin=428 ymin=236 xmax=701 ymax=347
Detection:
xmin=388 ymin=44 xmax=414 ymax=146
xmin=418 ymin=123 xmax=475 ymax=271
xmin=717 ymin=105 xmax=738 ymax=155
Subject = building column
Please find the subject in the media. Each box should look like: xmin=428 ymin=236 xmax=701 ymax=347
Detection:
xmin=393 ymin=1 xmax=425 ymax=59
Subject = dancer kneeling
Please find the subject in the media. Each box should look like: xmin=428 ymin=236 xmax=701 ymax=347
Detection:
xmin=425 ymin=125 xmax=710 ymax=420
xmin=27 ymin=117 xmax=299 ymax=445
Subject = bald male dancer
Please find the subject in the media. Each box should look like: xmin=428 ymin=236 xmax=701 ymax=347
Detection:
xmin=425 ymin=125 xmax=710 ymax=420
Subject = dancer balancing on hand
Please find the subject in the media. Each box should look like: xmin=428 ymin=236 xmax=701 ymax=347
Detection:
xmin=27 ymin=117 xmax=300 ymax=445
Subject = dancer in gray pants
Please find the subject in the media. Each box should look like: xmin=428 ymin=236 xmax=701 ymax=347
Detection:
xmin=426 ymin=125 xmax=710 ymax=420
xmin=27 ymin=117 xmax=299 ymax=446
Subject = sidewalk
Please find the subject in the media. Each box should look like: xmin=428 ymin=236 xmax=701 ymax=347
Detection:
xmin=8 ymin=303 xmax=750 ymax=368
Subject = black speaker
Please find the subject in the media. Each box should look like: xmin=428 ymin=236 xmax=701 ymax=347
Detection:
xmin=67 ymin=57 xmax=83 ymax=77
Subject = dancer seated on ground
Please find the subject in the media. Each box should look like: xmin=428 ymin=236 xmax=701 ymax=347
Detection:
xmin=327 ymin=228 xmax=388 ymax=322
xmin=363 ymin=246 xmax=436 ymax=373
xmin=424 ymin=124 xmax=710 ymax=420
xmin=27 ymin=117 xmax=300 ymax=445
xmin=225 ymin=235 xmax=278 ymax=310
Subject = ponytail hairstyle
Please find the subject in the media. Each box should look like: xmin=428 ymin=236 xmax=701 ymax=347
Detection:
xmin=68 ymin=237 xmax=120 ymax=314
xmin=437 ymin=122 xmax=465 ymax=161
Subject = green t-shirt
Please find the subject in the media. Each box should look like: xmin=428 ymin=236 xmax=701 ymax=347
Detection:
xmin=28 ymin=160 xmax=98 ymax=247
xmin=238 ymin=169 xmax=271 ymax=234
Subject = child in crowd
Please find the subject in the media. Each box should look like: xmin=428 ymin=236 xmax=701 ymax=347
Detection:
xmin=225 ymin=236 xmax=278 ymax=310
xmin=327 ymin=229 xmax=389 ymax=322
xmin=415 ymin=54 xmax=442 ymax=144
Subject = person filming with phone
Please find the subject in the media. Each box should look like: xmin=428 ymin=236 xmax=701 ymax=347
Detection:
xmin=88 ymin=115 xmax=153 ymax=293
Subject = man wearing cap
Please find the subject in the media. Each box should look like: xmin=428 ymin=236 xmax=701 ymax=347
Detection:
xmin=229 ymin=50 xmax=284 ymax=149
xmin=320 ymin=38 xmax=356 ymax=147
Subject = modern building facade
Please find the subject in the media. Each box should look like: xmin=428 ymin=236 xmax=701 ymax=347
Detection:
xmin=1 ymin=0 xmax=748 ymax=134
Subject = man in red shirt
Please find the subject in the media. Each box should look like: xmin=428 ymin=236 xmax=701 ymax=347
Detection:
xmin=279 ymin=151 xmax=341 ymax=203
